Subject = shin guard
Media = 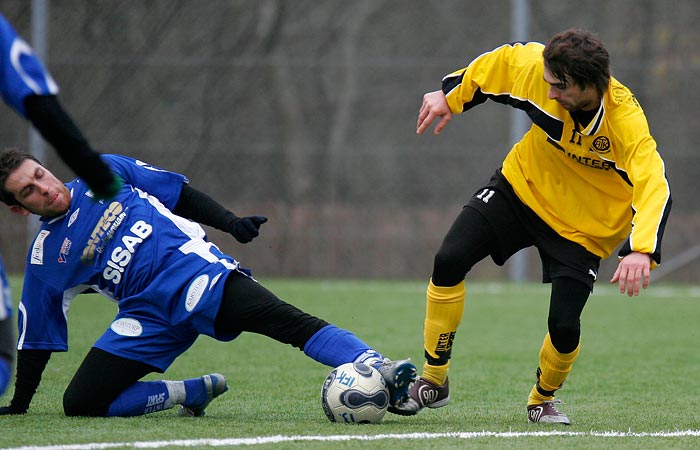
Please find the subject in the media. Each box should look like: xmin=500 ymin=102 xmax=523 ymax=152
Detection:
xmin=422 ymin=279 xmax=465 ymax=385
xmin=528 ymin=333 xmax=579 ymax=405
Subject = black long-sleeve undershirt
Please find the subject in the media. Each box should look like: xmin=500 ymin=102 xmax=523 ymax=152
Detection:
xmin=23 ymin=94 xmax=120 ymax=198
xmin=172 ymin=184 xmax=239 ymax=233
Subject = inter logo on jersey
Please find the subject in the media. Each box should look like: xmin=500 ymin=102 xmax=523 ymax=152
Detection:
xmin=590 ymin=136 xmax=610 ymax=154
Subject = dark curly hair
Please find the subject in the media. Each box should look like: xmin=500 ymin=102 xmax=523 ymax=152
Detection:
xmin=0 ymin=148 xmax=41 ymax=206
xmin=543 ymin=28 xmax=610 ymax=96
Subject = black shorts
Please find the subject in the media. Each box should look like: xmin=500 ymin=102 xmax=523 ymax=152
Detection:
xmin=466 ymin=170 xmax=600 ymax=290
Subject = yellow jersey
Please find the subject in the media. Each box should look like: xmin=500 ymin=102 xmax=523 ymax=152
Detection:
xmin=442 ymin=42 xmax=671 ymax=263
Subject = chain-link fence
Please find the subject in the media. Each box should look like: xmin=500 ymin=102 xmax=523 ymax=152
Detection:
xmin=1 ymin=0 xmax=698 ymax=282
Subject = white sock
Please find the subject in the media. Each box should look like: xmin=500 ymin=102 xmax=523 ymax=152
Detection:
xmin=163 ymin=380 xmax=186 ymax=407
xmin=354 ymin=350 xmax=385 ymax=368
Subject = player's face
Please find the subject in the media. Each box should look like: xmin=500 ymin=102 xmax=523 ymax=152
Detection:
xmin=5 ymin=159 xmax=72 ymax=217
xmin=544 ymin=67 xmax=601 ymax=112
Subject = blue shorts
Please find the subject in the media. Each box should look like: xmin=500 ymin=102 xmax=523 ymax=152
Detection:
xmin=94 ymin=265 xmax=248 ymax=372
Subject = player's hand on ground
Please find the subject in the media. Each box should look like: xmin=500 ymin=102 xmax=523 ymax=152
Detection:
xmin=610 ymin=251 xmax=651 ymax=297
xmin=229 ymin=216 xmax=268 ymax=243
xmin=417 ymin=90 xmax=452 ymax=135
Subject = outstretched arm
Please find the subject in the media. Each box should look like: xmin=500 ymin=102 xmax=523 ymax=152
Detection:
xmin=23 ymin=95 xmax=121 ymax=199
xmin=172 ymin=184 xmax=267 ymax=244
xmin=0 ymin=15 xmax=119 ymax=199
xmin=416 ymin=90 xmax=452 ymax=135
xmin=610 ymin=251 xmax=651 ymax=297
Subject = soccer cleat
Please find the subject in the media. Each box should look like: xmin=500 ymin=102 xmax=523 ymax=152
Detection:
xmin=527 ymin=399 xmax=570 ymax=425
xmin=373 ymin=358 xmax=417 ymax=408
xmin=388 ymin=376 xmax=449 ymax=416
xmin=178 ymin=373 xmax=228 ymax=417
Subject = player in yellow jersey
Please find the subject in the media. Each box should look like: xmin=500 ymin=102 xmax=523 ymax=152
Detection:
xmin=391 ymin=28 xmax=672 ymax=424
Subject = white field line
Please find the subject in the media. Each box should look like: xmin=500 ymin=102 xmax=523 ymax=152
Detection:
xmin=4 ymin=430 xmax=700 ymax=450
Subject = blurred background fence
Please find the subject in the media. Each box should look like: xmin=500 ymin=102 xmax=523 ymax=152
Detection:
xmin=1 ymin=0 xmax=698 ymax=282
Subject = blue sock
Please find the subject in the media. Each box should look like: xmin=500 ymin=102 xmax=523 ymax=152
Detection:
xmin=0 ymin=358 xmax=10 ymax=398
xmin=106 ymin=380 xmax=174 ymax=417
xmin=182 ymin=377 xmax=208 ymax=408
xmin=303 ymin=324 xmax=383 ymax=367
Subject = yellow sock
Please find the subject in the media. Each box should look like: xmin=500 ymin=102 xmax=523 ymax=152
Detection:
xmin=421 ymin=279 xmax=465 ymax=386
xmin=527 ymin=333 xmax=580 ymax=405
xmin=423 ymin=362 xmax=450 ymax=386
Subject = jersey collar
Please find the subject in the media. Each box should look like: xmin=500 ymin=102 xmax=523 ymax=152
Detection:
xmin=578 ymin=101 xmax=605 ymax=136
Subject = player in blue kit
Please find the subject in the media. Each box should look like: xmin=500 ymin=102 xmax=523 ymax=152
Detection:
xmin=0 ymin=149 xmax=416 ymax=417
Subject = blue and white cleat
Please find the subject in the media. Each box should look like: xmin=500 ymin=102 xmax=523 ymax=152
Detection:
xmin=178 ymin=373 xmax=228 ymax=417
xmin=373 ymin=359 xmax=417 ymax=408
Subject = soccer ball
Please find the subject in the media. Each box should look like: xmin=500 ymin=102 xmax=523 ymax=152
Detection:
xmin=321 ymin=362 xmax=389 ymax=424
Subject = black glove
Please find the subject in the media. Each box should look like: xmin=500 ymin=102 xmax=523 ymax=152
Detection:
xmin=78 ymin=156 xmax=123 ymax=200
xmin=228 ymin=216 xmax=268 ymax=243
xmin=0 ymin=404 xmax=27 ymax=415
xmin=0 ymin=349 xmax=53 ymax=416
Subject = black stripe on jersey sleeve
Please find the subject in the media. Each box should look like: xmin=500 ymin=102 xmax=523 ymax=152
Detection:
xmin=653 ymin=190 xmax=673 ymax=263
xmin=441 ymin=73 xmax=563 ymax=140
xmin=611 ymin=166 xmax=633 ymax=187
xmin=618 ymin=189 xmax=671 ymax=265
xmin=442 ymin=73 xmax=463 ymax=95
xmin=488 ymin=94 xmax=564 ymax=140
xmin=442 ymin=75 xmax=491 ymax=113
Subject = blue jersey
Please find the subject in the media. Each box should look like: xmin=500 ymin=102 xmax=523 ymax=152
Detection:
xmin=17 ymin=155 xmax=247 ymax=370
xmin=0 ymin=14 xmax=58 ymax=116
xmin=0 ymin=254 xmax=10 ymax=321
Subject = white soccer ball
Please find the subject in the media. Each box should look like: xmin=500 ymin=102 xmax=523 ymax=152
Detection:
xmin=321 ymin=362 xmax=389 ymax=424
